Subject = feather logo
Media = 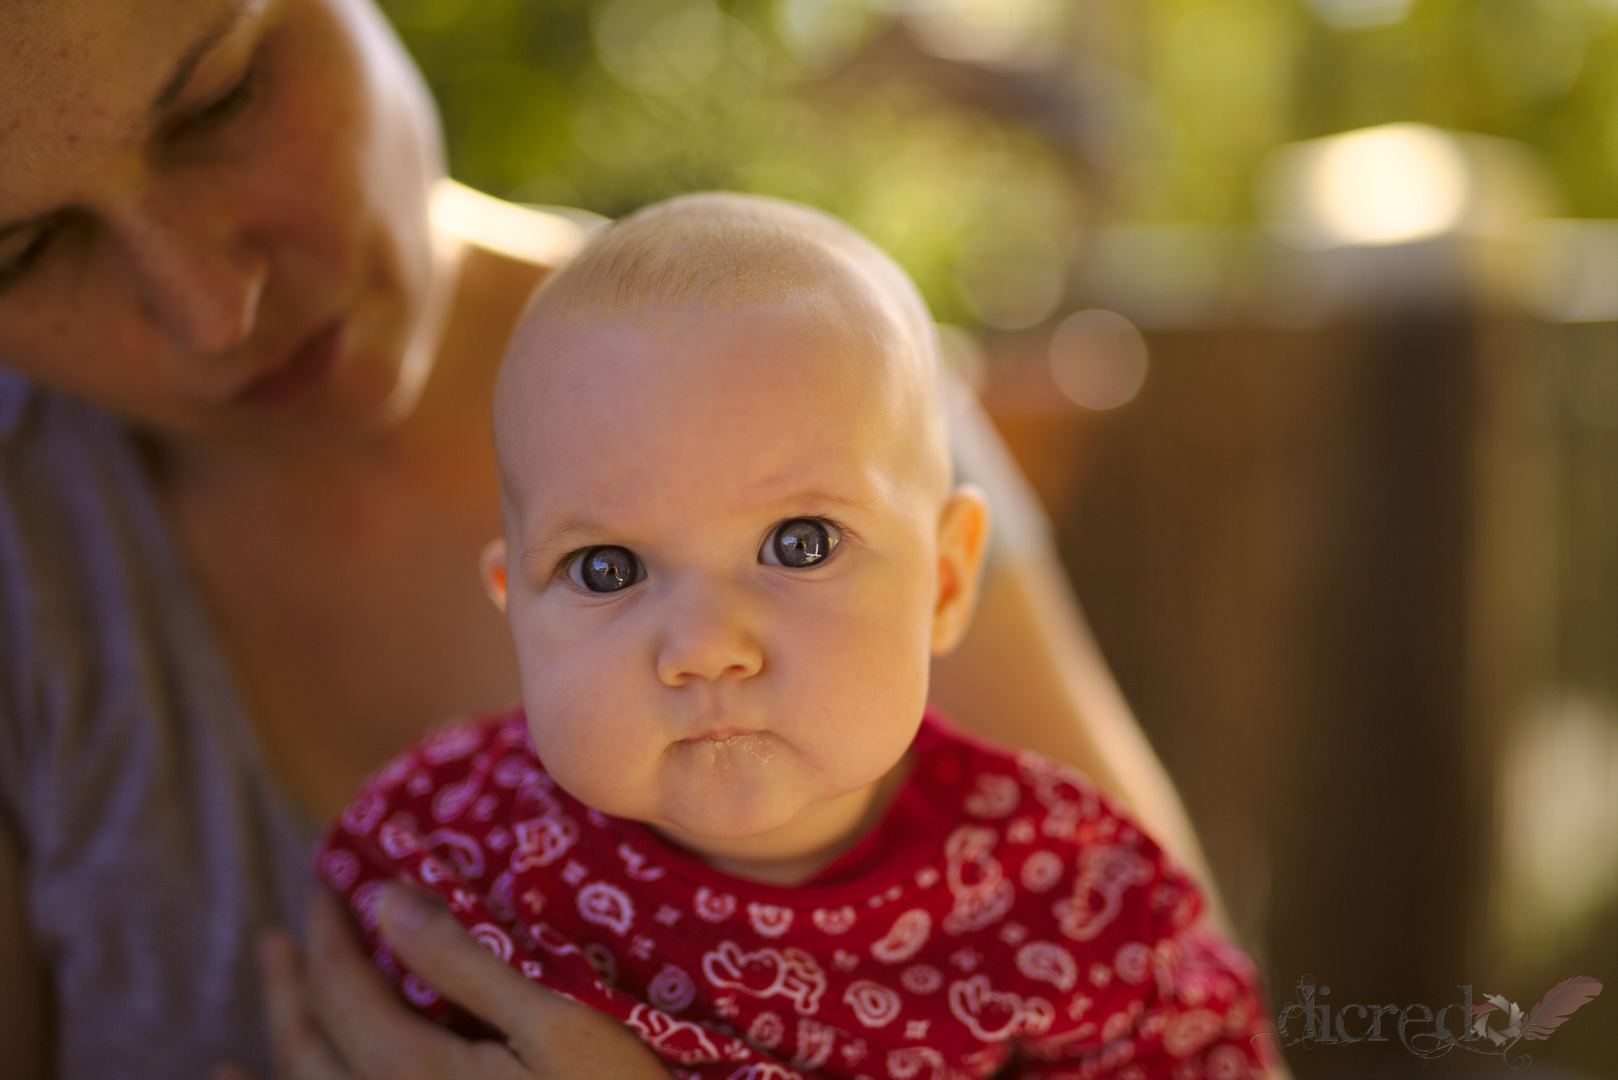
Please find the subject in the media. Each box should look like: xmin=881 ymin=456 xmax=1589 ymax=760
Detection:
xmin=1471 ymin=976 xmax=1603 ymax=1049
xmin=1256 ymin=973 xmax=1603 ymax=1067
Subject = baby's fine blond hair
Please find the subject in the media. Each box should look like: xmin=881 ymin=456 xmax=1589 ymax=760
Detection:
xmin=496 ymin=192 xmax=951 ymax=502
xmin=519 ymin=193 xmax=932 ymax=346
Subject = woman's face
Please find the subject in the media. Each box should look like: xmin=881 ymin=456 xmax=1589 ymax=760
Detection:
xmin=0 ymin=0 xmax=447 ymax=445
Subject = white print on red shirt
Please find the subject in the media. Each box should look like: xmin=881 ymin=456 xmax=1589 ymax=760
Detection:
xmin=318 ymin=706 xmax=1272 ymax=1080
xmin=702 ymin=941 xmax=828 ymax=1015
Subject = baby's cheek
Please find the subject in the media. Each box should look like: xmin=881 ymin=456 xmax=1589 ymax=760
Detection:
xmin=810 ymin=602 xmax=932 ymax=736
xmin=841 ymin=569 xmax=935 ymax=673
xmin=518 ymin=623 xmax=646 ymax=745
xmin=521 ymin=672 xmax=650 ymax=815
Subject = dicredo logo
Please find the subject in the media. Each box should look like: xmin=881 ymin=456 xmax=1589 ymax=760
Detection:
xmin=1256 ymin=974 xmax=1603 ymax=1069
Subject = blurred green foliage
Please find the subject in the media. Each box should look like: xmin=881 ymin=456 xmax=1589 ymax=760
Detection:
xmin=382 ymin=0 xmax=1617 ymax=323
xmin=1120 ymin=0 xmax=1618 ymax=223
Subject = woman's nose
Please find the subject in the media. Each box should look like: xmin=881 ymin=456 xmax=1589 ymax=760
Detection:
xmin=655 ymin=582 xmax=765 ymax=687
xmin=118 ymin=192 xmax=268 ymax=355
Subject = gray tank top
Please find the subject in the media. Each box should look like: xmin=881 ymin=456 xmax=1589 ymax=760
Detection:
xmin=0 ymin=369 xmax=319 ymax=1079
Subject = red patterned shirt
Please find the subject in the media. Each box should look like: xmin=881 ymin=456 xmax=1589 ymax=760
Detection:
xmin=317 ymin=706 xmax=1271 ymax=1079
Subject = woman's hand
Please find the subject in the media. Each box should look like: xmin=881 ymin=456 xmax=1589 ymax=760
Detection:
xmin=219 ymin=885 xmax=669 ymax=1080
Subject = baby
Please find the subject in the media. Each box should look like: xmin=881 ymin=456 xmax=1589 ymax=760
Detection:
xmin=318 ymin=193 xmax=1270 ymax=1079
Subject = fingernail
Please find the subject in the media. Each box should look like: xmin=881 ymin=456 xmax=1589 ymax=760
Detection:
xmin=381 ymin=884 xmax=434 ymax=933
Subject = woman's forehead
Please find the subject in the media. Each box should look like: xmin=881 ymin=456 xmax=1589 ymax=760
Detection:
xmin=0 ymin=0 xmax=249 ymax=205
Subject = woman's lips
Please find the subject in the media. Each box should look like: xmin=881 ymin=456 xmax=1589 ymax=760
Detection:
xmin=239 ymin=322 xmax=342 ymax=406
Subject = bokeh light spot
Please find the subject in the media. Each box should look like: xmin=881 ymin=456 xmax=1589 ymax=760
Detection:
xmin=1306 ymin=0 xmax=1412 ymax=31
xmin=591 ymin=0 xmax=726 ymax=97
xmin=1261 ymin=123 xmax=1473 ymax=247
xmin=901 ymin=0 xmax=1065 ymax=67
xmin=776 ymin=0 xmax=869 ymax=69
xmin=1048 ymin=309 xmax=1148 ymax=411
xmin=955 ymin=227 xmax=1066 ymax=330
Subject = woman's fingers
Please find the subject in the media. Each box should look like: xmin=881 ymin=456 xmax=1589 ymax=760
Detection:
xmin=374 ymin=885 xmax=669 ymax=1079
xmin=301 ymin=887 xmax=497 ymax=1080
xmin=257 ymin=927 xmax=352 ymax=1080
xmin=372 ymin=886 xmax=541 ymax=1041
xmin=286 ymin=883 xmax=665 ymax=1079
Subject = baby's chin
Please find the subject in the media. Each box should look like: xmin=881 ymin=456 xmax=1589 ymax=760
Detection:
xmin=653 ymin=750 xmax=818 ymax=844
xmin=646 ymin=750 xmax=886 ymax=870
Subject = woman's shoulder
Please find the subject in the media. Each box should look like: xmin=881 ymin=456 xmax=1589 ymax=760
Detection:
xmin=0 ymin=380 xmax=323 ymax=1080
xmin=0 ymin=371 xmax=263 ymax=828
xmin=430 ymin=180 xmax=598 ymax=268
xmin=0 ymin=371 xmax=151 ymax=538
xmin=0 ymin=367 xmax=122 ymax=463
xmin=0 ymin=373 xmax=171 ymax=657
xmin=0 ymin=375 xmax=158 ymax=690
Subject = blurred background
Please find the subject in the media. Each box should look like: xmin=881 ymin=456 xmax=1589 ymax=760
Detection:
xmin=387 ymin=0 xmax=1616 ymax=1075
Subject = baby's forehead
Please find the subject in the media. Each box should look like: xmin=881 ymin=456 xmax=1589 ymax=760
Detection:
xmin=495 ymin=298 xmax=925 ymax=517
xmin=507 ymin=228 xmax=928 ymax=409
xmin=495 ymin=193 xmax=950 ymax=502
xmin=508 ymin=280 xmax=912 ymax=417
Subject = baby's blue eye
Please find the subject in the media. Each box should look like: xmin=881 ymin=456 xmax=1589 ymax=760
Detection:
xmin=572 ymin=546 xmax=642 ymax=593
xmin=762 ymin=519 xmax=839 ymax=569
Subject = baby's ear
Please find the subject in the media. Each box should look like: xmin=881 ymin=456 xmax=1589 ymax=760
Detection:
xmin=930 ymin=485 xmax=991 ymax=655
xmin=480 ymin=538 xmax=509 ymax=613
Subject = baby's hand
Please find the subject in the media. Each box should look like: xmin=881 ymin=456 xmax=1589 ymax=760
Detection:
xmin=216 ymin=885 xmax=669 ymax=1080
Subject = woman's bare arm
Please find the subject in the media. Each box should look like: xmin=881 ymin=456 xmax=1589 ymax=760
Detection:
xmin=930 ymin=393 xmax=1295 ymax=1077
xmin=0 ymin=821 xmax=50 ymax=1080
xmin=929 ymin=383 xmax=1225 ymax=917
xmin=931 ymin=544 xmax=1228 ymax=923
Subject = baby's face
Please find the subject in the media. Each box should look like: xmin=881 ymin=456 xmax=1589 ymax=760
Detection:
xmin=488 ymin=287 xmax=985 ymax=879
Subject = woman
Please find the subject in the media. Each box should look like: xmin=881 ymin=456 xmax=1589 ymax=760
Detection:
xmin=0 ymin=0 xmax=1216 ymax=1076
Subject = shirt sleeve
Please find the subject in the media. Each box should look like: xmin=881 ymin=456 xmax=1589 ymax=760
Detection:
xmin=1017 ymin=919 xmax=1273 ymax=1079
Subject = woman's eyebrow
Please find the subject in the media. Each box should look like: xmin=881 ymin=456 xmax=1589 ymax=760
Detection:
xmin=0 ymin=5 xmax=254 ymax=240
xmin=148 ymin=2 xmax=250 ymax=116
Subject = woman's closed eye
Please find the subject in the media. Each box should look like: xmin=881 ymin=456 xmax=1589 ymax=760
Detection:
xmin=0 ymin=220 xmax=60 ymax=292
xmin=760 ymin=518 xmax=841 ymax=569
xmin=0 ymin=63 xmax=267 ymax=295
xmin=170 ymin=59 xmax=267 ymax=142
xmin=567 ymin=545 xmax=643 ymax=594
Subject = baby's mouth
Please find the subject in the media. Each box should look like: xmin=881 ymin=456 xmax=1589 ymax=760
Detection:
xmin=691 ymin=727 xmax=755 ymax=742
xmin=678 ymin=729 xmax=777 ymax=764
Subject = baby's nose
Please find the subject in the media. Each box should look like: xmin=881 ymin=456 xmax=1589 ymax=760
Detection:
xmin=653 ymin=582 xmax=765 ymax=687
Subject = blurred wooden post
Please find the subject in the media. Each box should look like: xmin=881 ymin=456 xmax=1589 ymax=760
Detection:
xmin=983 ymin=318 xmax=1492 ymax=1076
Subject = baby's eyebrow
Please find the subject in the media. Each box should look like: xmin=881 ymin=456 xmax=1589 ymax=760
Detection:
xmin=746 ymin=482 xmax=871 ymax=513
xmin=764 ymin=491 xmax=883 ymax=528
xmin=767 ymin=487 xmax=853 ymax=507
xmin=519 ymin=518 xmax=604 ymax=575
